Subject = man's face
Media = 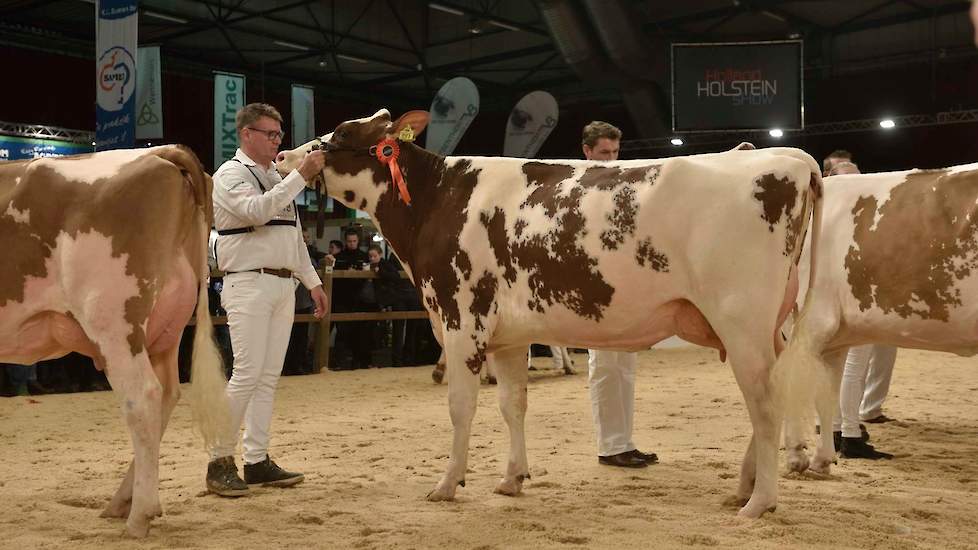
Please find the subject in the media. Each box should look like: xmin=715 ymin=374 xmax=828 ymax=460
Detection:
xmin=823 ymin=156 xmax=850 ymax=177
xmin=240 ymin=115 xmax=284 ymax=164
xmin=328 ymin=243 xmax=342 ymax=255
xmin=584 ymin=137 xmax=620 ymax=161
xmin=345 ymin=234 xmax=359 ymax=251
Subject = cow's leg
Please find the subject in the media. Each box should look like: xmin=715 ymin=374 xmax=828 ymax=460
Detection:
xmin=102 ymin=345 xmax=181 ymax=520
xmin=101 ymin=344 xmax=163 ymax=537
xmin=723 ymin=435 xmax=756 ymax=508
xmin=427 ymin=331 xmax=484 ymax=501
xmin=810 ymin=350 xmax=846 ymax=474
xmin=491 ymin=347 xmax=530 ymax=496
xmin=727 ymin=341 xmax=781 ymax=518
xmin=432 ymin=351 xmax=447 ymax=384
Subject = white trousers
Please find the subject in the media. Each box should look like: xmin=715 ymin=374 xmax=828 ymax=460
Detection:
xmin=528 ymin=346 xmax=572 ymax=370
xmin=212 ymin=272 xmax=296 ymax=464
xmin=835 ymin=344 xmax=898 ymax=437
xmin=860 ymin=345 xmax=897 ymax=421
xmin=588 ymin=350 xmax=637 ymax=456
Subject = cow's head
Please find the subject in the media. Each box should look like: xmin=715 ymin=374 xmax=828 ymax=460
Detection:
xmin=276 ymin=108 xmax=430 ymax=207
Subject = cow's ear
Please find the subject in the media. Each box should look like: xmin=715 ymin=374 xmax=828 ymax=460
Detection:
xmin=391 ymin=110 xmax=430 ymax=141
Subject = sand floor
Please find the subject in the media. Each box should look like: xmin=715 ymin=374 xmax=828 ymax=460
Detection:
xmin=1 ymin=346 xmax=977 ymax=549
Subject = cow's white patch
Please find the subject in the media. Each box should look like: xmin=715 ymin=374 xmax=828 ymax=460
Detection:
xmin=948 ymin=162 xmax=978 ymax=175
xmin=34 ymin=147 xmax=160 ymax=185
xmin=4 ymin=203 xmax=29 ymax=224
xmin=325 ymin=166 xmax=389 ymax=213
xmin=351 ymin=109 xmax=389 ymax=124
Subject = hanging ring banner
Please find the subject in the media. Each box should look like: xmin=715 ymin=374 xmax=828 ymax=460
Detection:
xmin=95 ymin=0 xmax=138 ymax=150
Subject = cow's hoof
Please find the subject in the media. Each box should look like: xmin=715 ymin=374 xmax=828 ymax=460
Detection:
xmin=562 ymin=366 xmax=577 ymax=375
xmin=737 ymin=498 xmax=776 ymax=519
xmin=100 ymin=500 xmax=131 ymax=519
xmin=426 ymin=481 xmax=458 ymax=502
xmin=431 ymin=368 xmax=445 ymax=385
xmin=722 ymin=494 xmax=750 ymax=508
xmin=810 ymin=456 xmax=833 ymax=475
xmin=124 ymin=517 xmax=151 ymax=538
xmin=493 ymin=477 xmax=524 ymax=496
xmin=786 ymin=450 xmax=810 ymax=473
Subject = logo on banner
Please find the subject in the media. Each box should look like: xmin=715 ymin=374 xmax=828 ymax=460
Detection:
xmin=97 ymin=46 xmax=135 ymax=111
xmin=696 ymin=67 xmax=777 ymax=106
xmin=138 ymin=103 xmax=160 ymax=125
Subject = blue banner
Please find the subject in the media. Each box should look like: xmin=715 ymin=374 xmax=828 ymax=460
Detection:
xmin=0 ymin=135 xmax=94 ymax=160
xmin=95 ymin=0 xmax=138 ymax=150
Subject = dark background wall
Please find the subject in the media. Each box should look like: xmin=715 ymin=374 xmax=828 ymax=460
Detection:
xmin=3 ymin=45 xmax=977 ymax=172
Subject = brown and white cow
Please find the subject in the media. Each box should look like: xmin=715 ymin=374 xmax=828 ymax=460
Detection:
xmin=278 ymin=110 xmax=822 ymax=517
xmin=0 ymin=146 xmax=229 ymax=537
xmin=781 ymin=163 xmax=978 ymax=474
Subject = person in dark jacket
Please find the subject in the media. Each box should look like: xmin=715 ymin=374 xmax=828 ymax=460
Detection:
xmin=332 ymin=229 xmax=372 ymax=369
xmin=369 ymin=245 xmax=422 ymax=367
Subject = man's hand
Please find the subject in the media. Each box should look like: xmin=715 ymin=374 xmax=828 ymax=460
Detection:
xmin=297 ymin=150 xmax=326 ymax=182
xmin=311 ymin=285 xmax=329 ymax=319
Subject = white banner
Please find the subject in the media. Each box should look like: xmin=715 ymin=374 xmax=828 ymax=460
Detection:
xmin=95 ymin=0 xmax=138 ymax=150
xmin=503 ymin=91 xmax=559 ymax=158
xmin=213 ymin=71 xmax=245 ymax=170
xmin=135 ymin=46 xmax=163 ymax=139
xmin=291 ymin=84 xmax=315 ymax=147
xmin=425 ymin=77 xmax=479 ymax=156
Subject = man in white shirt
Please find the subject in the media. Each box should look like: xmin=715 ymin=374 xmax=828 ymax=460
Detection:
xmin=583 ymin=121 xmax=657 ymax=469
xmin=206 ymin=102 xmax=328 ymax=496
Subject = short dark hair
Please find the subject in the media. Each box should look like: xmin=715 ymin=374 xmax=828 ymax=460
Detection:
xmin=329 ymin=239 xmax=342 ymax=249
xmin=822 ymin=149 xmax=852 ymax=172
xmin=343 ymin=228 xmax=359 ymax=238
xmin=582 ymin=121 xmax=622 ymax=147
xmin=367 ymin=244 xmax=383 ymax=255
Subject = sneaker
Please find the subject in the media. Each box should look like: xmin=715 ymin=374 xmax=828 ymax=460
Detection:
xmin=243 ymin=456 xmax=305 ymax=487
xmin=206 ymin=456 xmax=249 ymax=497
xmin=839 ymin=437 xmax=893 ymax=460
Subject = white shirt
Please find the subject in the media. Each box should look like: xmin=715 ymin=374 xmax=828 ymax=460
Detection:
xmin=212 ymin=149 xmax=322 ymax=290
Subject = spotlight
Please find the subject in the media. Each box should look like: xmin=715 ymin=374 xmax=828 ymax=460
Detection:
xmin=879 ymin=119 xmax=895 ymax=129
xmin=318 ymin=56 xmax=328 ymax=68
xmin=670 ymin=138 xmax=683 ymax=146
xmin=769 ymin=128 xmax=783 ymax=138
xmin=372 ymin=234 xmax=383 ymax=242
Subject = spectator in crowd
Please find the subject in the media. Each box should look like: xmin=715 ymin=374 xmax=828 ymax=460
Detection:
xmin=331 ymin=229 xmax=372 ymax=370
xmin=303 ymin=227 xmax=326 ymax=267
xmin=323 ymin=239 xmax=342 ymax=270
xmin=370 ymin=245 xmax=423 ymax=367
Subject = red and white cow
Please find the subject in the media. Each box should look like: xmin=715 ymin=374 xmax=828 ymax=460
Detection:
xmin=781 ymin=163 xmax=978 ymax=474
xmin=0 ymin=146 xmax=229 ymax=537
xmin=279 ymin=110 xmax=822 ymax=517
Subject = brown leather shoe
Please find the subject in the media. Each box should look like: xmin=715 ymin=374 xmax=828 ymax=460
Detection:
xmin=598 ymin=451 xmax=648 ymax=468
xmin=628 ymin=449 xmax=659 ymax=464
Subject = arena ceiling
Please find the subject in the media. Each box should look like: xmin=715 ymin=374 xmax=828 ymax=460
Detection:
xmin=0 ymin=0 xmax=974 ymax=111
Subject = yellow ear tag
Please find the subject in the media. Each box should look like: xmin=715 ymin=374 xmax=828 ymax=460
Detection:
xmin=398 ymin=124 xmax=415 ymax=142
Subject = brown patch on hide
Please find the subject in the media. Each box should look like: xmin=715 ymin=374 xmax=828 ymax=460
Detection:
xmin=753 ymin=173 xmax=799 ymax=233
xmin=360 ymin=198 xmax=368 ymax=210
xmin=579 ymin=165 xmax=659 ymax=191
xmin=481 ymin=208 xmax=517 ymax=284
xmin=845 ymin=169 xmax=978 ymax=321
xmin=514 ymin=163 xmax=614 ymax=320
xmin=600 ymin=186 xmax=638 ymax=250
xmin=635 ymin=238 xmax=670 ymax=272
xmin=469 ymin=270 xmax=498 ymax=332
xmin=344 ymin=190 xmax=356 ymax=203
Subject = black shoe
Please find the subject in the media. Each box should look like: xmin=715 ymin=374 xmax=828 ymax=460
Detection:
xmin=863 ymin=414 xmax=895 ymax=424
xmin=627 ymin=449 xmax=659 ymax=464
xmin=244 ymin=456 xmax=305 ymax=487
xmin=839 ymin=437 xmax=893 ymax=460
xmin=598 ymin=452 xmax=648 ymax=468
xmin=206 ymin=456 xmax=249 ymax=497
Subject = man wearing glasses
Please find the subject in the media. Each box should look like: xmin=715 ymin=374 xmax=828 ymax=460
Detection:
xmin=207 ymin=102 xmax=328 ymax=496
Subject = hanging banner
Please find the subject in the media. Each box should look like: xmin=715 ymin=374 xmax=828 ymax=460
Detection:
xmin=503 ymin=91 xmax=558 ymax=158
xmin=425 ymin=77 xmax=479 ymax=156
xmin=135 ymin=46 xmax=163 ymax=139
xmin=213 ymin=71 xmax=245 ymax=170
xmin=291 ymin=84 xmax=315 ymax=206
xmin=0 ymin=135 xmax=93 ymax=160
xmin=95 ymin=0 xmax=138 ymax=151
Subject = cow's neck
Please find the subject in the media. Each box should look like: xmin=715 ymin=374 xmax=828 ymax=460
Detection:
xmin=367 ymin=142 xmax=446 ymax=271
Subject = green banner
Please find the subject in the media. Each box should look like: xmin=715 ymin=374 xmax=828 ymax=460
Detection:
xmin=136 ymin=46 xmax=163 ymax=139
xmin=213 ymin=71 xmax=245 ymax=169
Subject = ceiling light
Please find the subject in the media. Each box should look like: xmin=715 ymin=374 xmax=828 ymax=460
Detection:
xmin=429 ymin=2 xmax=464 ymax=16
xmin=488 ymin=19 xmax=520 ymax=32
xmin=144 ymin=10 xmax=188 ymax=24
xmin=879 ymin=119 xmax=895 ymax=129
xmin=318 ymin=56 xmax=328 ymax=68
xmin=274 ymin=40 xmax=310 ymax=51
xmin=336 ymin=54 xmax=368 ymax=64
xmin=769 ymin=128 xmax=783 ymax=138
xmin=670 ymin=138 xmax=683 ymax=146
xmin=372 ymin=234 xmax=383 ymax=242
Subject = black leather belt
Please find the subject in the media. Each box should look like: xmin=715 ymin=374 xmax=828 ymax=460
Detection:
xmin=227 ymin=267 xmax=293 ymax=279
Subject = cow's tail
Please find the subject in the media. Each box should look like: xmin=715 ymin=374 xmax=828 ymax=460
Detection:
xmin=776 ymin=171 xmax=825 ymax=461
xmin=159 ymin=145 xmax=230 ymax=452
